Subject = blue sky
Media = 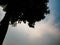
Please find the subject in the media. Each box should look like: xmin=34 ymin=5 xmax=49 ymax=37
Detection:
xmin=49 ymin=0 xmax=60 ymax=30
xmin=49 ymin=0 xmax=60 ymax=23
xmin=0 ymin=0 xmax=60 ymax=45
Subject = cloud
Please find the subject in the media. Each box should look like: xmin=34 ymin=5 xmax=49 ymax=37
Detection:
xmin=0 ymin=6 xmax=6 ymax=21
xmin=35 ymin=15 xmax=60 ymax=45
xmin=3 ymin=13 xmax=60 ymax=45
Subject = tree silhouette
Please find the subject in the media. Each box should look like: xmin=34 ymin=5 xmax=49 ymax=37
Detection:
xmin=0 ymin=0 xmax=50 ymax=45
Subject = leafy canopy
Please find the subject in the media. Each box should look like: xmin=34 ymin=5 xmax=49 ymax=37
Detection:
xmin=0 ymin=0 xmax=50 ymax=28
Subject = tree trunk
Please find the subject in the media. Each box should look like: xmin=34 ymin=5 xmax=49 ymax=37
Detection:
xmin=0 ymin=13 xmax=9 ymax=45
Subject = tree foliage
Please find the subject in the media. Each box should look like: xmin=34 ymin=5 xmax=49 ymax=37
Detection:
xmin=0 ymin=0 xmax=50 ymax=44
xmin=0 ymin=0 xmax=49 ymax=27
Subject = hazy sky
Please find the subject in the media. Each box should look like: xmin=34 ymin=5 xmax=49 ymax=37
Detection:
xmin=0 ymin=0 xmax=60 ymax=45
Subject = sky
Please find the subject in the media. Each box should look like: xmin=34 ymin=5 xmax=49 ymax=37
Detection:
xmin=0 ymin=0 xmax=60 ymax=45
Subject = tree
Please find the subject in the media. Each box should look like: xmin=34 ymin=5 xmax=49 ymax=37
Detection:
xmin=0 ymin=0 xmax=50 ymax=45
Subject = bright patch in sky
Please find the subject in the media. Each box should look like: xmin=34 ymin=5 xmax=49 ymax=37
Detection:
xmin=0 ymin=6 xmax=6 ymax=21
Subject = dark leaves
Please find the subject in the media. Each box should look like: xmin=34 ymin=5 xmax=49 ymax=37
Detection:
xmin=0 ymin=0 xmax=50 ymax=28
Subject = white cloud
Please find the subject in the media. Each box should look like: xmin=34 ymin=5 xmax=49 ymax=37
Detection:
xmin=0 ymin=6 xmax=6 ymax=21
xmin=3 ymin=13 xmax=60 ymax=45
